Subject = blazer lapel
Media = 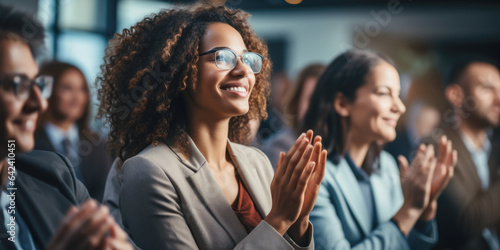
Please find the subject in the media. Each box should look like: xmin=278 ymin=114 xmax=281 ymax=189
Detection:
xmin=227 ymin=140 xmax=271 ymax=217
xmin=371 ymin=170 xmax=401 ymax=224
xmin=331 ymin=158 xmax=371 ymax=235
xmin=488 ymin=137 xmax=500 ymax=183
xmin=445 ymin=127 xmax=483 ymax=188
xmin=168 ymin=137 xmax=248 ymax=244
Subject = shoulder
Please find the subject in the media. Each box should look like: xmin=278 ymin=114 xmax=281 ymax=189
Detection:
xmin=122 ymin=143 xmax=175 ymax=172
xmin=17 ymin=150 xmax=75 ymax=179
xmin=121 ymin=143 xmax=188 ymax=185
xmin=17 ymin=150 xmax=89 ymax=202
xmin=321 ymin=157 xmax=343 ymax=188
xmin=379 ymin=150 xmax=399 ymax=171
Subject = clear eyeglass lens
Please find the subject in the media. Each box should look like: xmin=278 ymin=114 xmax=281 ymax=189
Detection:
xmin=13 ymin=75 xmax=31 ymax=100
xmin=215 ymin=50 xmax=237 ymax=70
xmin=243 ymin=53 xmax=263 ymax=73
xmin=36 ymin=75 xmax=54 ymax=99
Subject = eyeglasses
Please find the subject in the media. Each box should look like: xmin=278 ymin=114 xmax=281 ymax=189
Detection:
xmin=200 ymin=48 xmax=264 ymax=74
xmin=0 ymin=75 xmax=53 ymax=101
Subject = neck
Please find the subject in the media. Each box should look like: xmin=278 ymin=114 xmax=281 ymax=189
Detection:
xmin=458 ymin=117 xmax=488 ymax=149
xmin=48 ymin=113 xmax=75 ymax=131
xmin=346 ymin=133 xmax=371 ymax=167
xmin=187 ymin=113 xmax=230 ymax=171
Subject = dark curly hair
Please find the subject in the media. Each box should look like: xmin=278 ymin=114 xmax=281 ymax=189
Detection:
xmin=97 ymin=4 xmax=271 ymax=163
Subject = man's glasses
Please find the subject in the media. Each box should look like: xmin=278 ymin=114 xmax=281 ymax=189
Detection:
xmin=200 ymin=48 xmax=264 ymax=74
xmin=0 ymin=75 xmax=53 ymax=101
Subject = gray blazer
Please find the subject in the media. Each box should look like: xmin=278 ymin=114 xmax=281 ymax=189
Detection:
xmin=119 ymin=137 xmax=314 ymax=250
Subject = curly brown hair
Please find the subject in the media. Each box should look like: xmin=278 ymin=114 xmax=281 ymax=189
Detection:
xmin=97 ymin=4 xmax=271 ymax=163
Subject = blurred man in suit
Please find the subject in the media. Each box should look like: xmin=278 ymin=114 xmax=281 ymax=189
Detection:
xmin=429 ymin=56 xmax=500 ymax=250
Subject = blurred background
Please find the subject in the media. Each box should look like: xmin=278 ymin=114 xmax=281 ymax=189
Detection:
xmin=2 ymin=0 xmax=500 ymax=141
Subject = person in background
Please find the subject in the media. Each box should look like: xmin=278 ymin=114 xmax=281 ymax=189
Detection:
xmin=427 ymin=56 xmax=500 ymax=250
xmin=304 ymin=50 xmax=456 ymax=249
xmin=262 ymin=63 xmax=325 ymax=167
xmin=99 ymin=4 xmax=327 ymax=249
xmin=0 ymin=4 xmax=132 ymax=249
xmin=385 ymin=100 xmax=441 ymax=161
xmin=35 ymin=61 xmax=112 ymax=201
xmin=255 ymin=71 xmax=292 ymax=144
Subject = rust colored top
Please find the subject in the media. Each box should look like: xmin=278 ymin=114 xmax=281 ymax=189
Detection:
xmin=231 ymin=174 xmax=263 ymax=233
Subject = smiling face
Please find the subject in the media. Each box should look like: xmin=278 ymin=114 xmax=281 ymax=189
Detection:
xmin=50 ymin=69 xmax=89 ymax=122
xmin=187 ymin=22 xmax=256 ymax=121
xmin=343 ymin=61 xmax=406 ymax=144
xmin=0 ymin=40 xmax=47 ymax=154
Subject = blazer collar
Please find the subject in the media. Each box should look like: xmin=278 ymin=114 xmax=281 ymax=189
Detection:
xmin=330 ymin=157 xmax=371 ymax=236
xmin=166 ymin=135 xmax=207 ymax=172
xmin=227 ymin=141 xmax=271 ymax=217
xmin=167 ymin=136 xmax=268 ymax=244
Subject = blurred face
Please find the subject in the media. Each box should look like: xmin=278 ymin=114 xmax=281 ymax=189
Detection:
xmin=0 ymin=40 xmax=47 ymax=153
xmin=297 ymin=77 xmax=319 ymax=123
xmin=189 ymin=22 xmax=256 ymax=120
xmin=459 ymin=62 xmax=500 ymax=127
xmin=50 ymin=69 xmax=88 ymax=122
xmin=344 ymin=61 xmax=406 ymax=143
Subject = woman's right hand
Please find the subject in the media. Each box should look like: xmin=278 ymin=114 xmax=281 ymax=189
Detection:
xmin=265 ymin=132 xmax=317 ymax=235
xmin=392 ymin=144 xmax=437 ymax=236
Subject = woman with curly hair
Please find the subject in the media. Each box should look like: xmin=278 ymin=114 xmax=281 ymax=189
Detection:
xmin=98 ymin=4 xmax=327 ymax=249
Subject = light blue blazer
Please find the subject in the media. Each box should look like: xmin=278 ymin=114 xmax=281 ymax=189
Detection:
xmin=310 ymin=151 xmax=438 ymax=250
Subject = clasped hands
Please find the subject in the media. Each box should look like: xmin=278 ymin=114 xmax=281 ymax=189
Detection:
xmin=265 ymin=130 xmax=327 ymax=244
xmin=393 ymin=135 xmax=458 ymax=236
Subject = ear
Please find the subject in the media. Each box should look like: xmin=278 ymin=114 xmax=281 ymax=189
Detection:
xmin=333 ymin=92 xmax=350 ymax=117
xmin=445 ymin=84 xmax=464 ymax=108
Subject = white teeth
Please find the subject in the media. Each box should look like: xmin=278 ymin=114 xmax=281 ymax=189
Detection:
xmin=226 ymin=86 xmax=246 ymax=93
xmin=26 ymin=120 xmax=34 ymax=130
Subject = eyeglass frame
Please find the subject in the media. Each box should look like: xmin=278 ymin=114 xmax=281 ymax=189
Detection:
xmin=199 ymin=47 xmax=264 ymax=74
xmin=0 ymin=74 xmax=54 ymax=101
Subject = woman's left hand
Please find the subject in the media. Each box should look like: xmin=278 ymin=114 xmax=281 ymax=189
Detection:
xmin=420 ymin=135 xmax=457 ymax=221
xmin=288 ymin=130 xmax=327 ymax=243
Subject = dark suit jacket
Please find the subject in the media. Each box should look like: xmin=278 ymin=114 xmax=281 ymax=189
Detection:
xmin=424 ymin=126 xmax=500 ymax=250
xmin=35 ymin=128 xmax=112 ymax=201
xmin=0 ymin=150 xmax=89 ymax=249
